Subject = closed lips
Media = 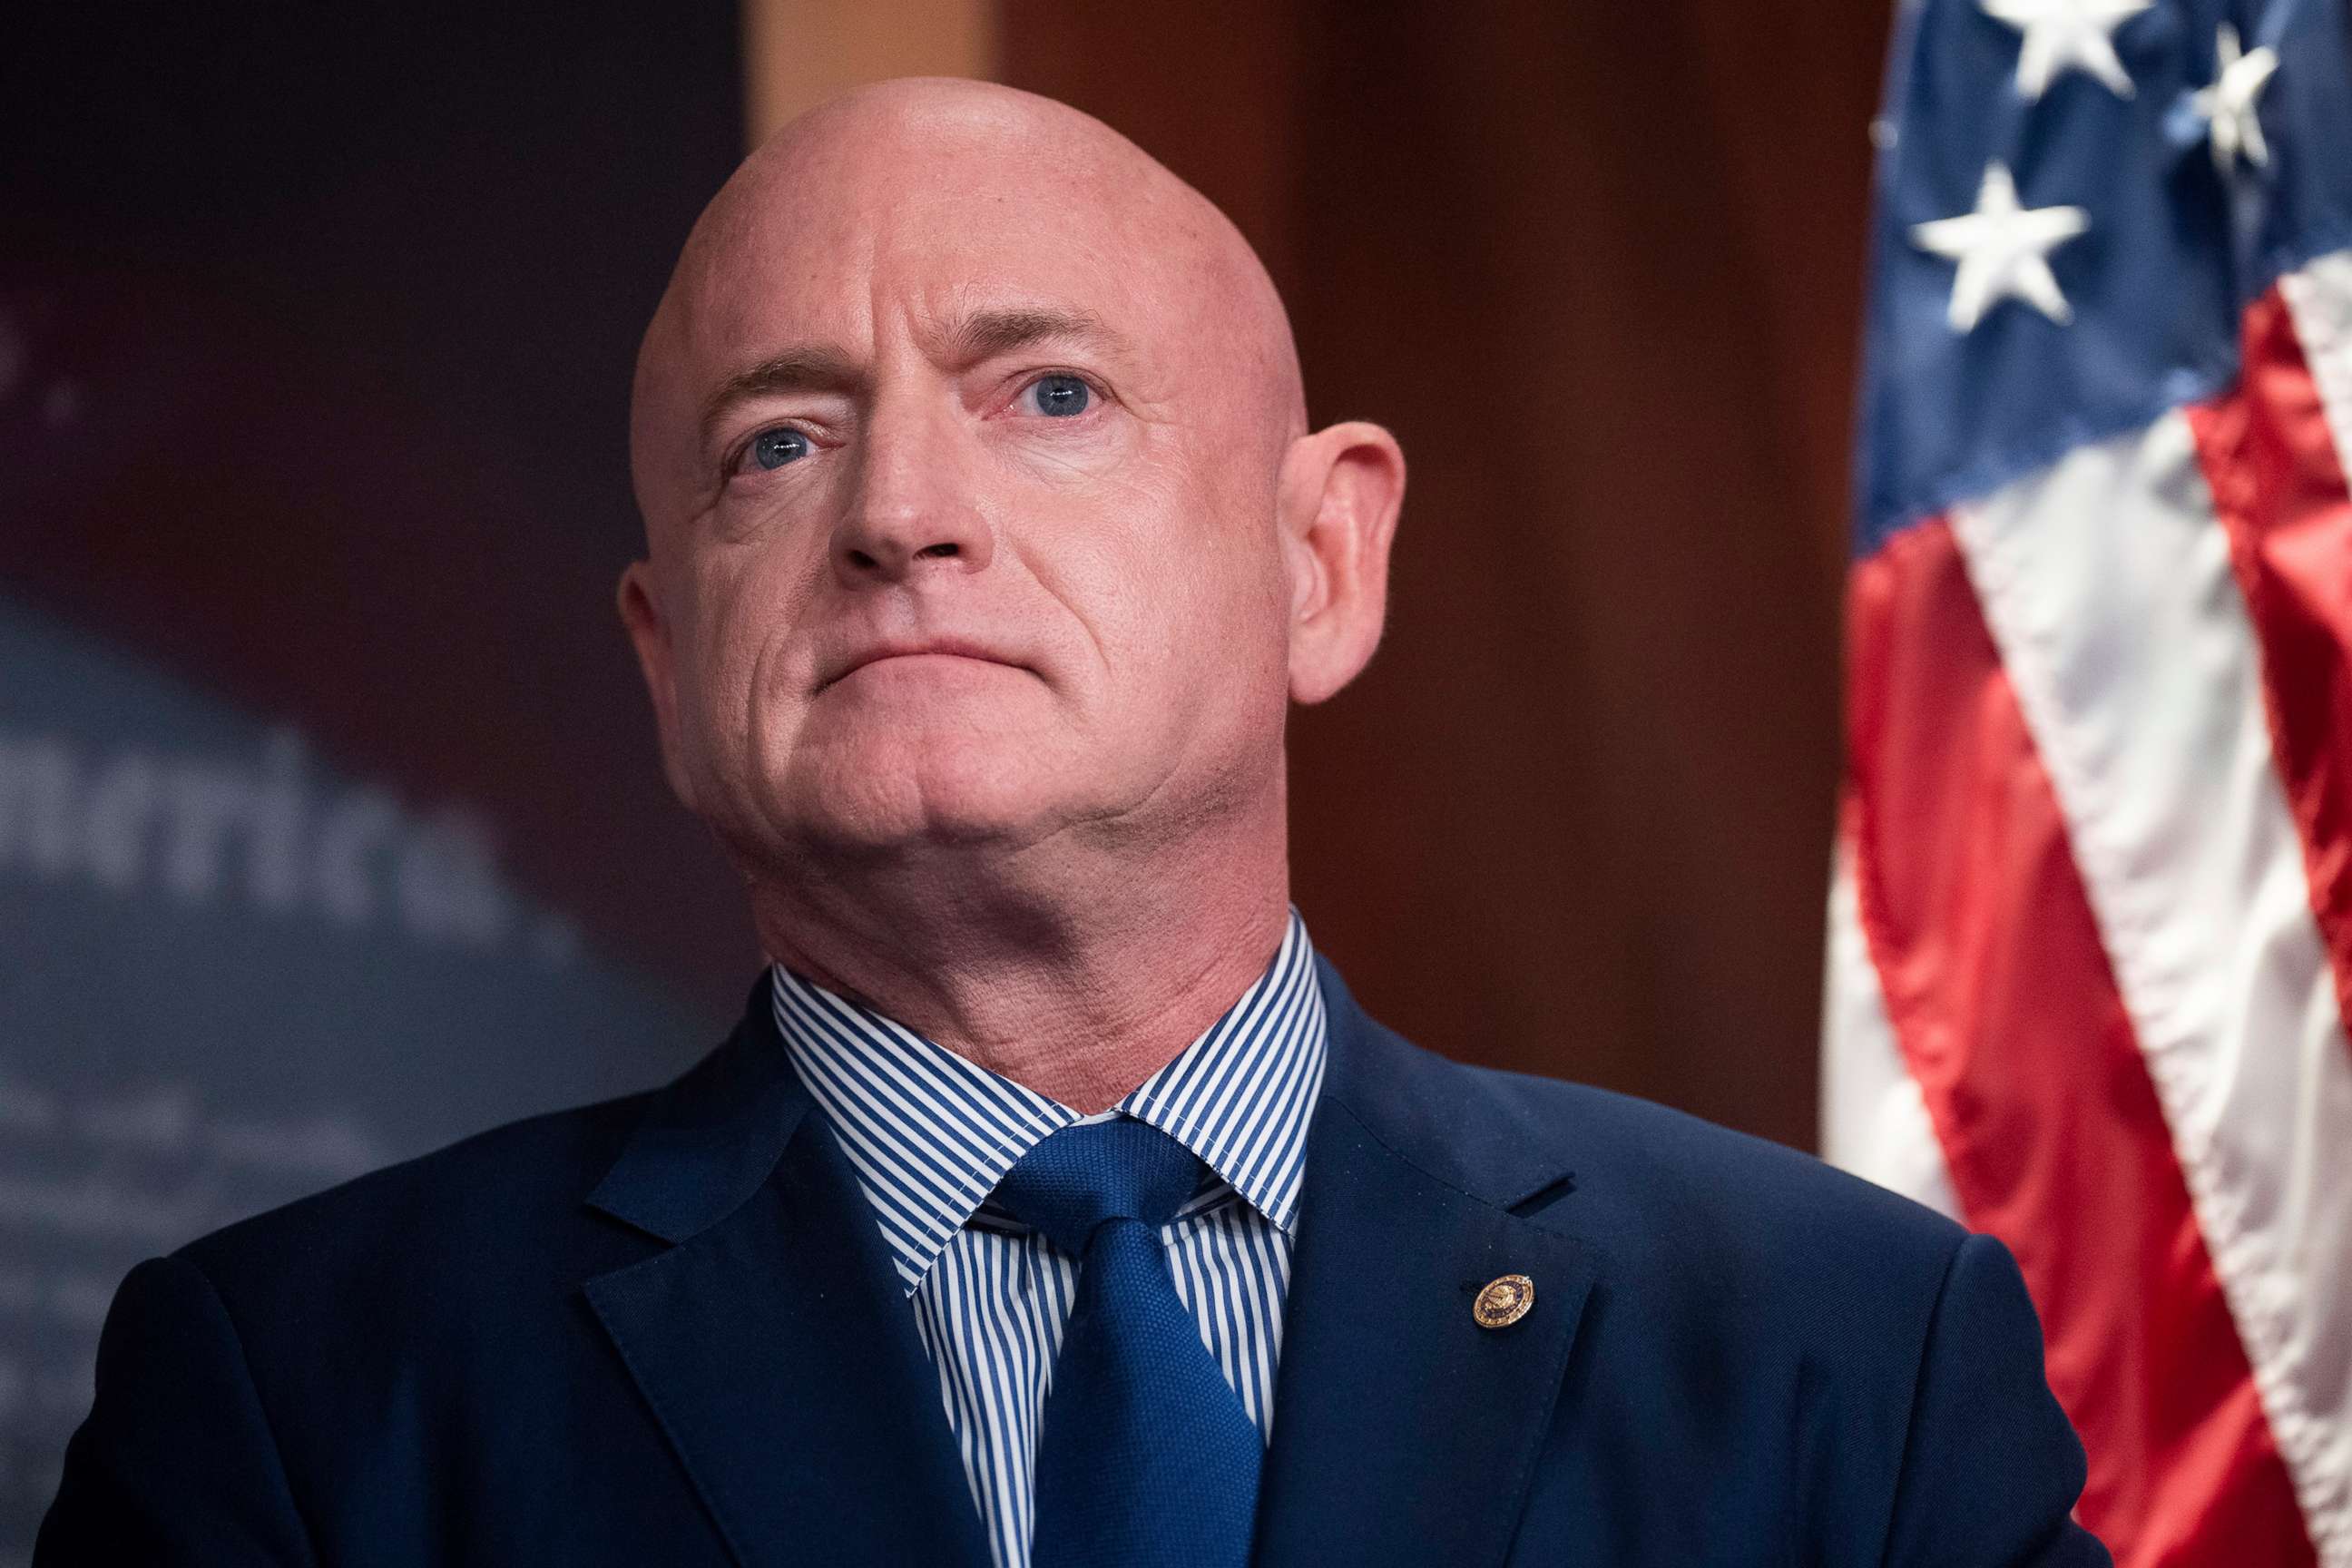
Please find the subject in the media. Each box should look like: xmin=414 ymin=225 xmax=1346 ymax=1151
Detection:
xmin=821 ymin=642 xmax=1022 ymax=689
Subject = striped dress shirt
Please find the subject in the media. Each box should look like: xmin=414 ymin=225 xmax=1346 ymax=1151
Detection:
xmin=768 ymin=910 xmax=1328 ymax=1568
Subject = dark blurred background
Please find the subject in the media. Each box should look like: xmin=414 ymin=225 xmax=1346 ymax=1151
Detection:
xmin=0 ymin=1 xmax=1886 ymax=1553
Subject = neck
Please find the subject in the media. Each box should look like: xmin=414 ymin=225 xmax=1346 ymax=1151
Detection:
xmin=743 ymin=799 xmax=1292 ymax=1113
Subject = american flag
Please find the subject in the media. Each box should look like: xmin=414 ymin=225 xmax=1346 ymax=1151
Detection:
xmin=1820 ymin=0 xmax=2352 ymax=1563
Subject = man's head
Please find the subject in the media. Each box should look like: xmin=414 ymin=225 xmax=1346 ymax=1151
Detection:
xmin=620 ymin=79 xmax=1403 ymax=890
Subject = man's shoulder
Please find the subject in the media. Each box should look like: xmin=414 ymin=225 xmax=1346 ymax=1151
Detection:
xmin=1335 ymin=1012 xmax=1968 ymax=1302
xmin=173 ymin=1084 xmax=659 ymax=1310
xmin=174 ymin=976 xmax=794 ymax=1301
xmin=1321 ymin=1015 xmax=2098 ymax=1566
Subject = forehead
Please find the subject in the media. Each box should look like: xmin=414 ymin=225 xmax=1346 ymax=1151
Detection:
xmin=671 ymin=128 xmax=1207 ymax=375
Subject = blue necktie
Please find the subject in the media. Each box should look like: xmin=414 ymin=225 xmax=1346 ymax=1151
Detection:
xmin=992 ymin=1118 xmax=1264 ymax=1568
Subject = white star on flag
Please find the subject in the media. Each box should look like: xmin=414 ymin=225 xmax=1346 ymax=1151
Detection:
xmin=2190 ymin=24 xmax=2281 ymax=174
xmin=1978 ymin=0 xmax=2151 ymax=101
xmin=1910 ymin=162 xmax=2091 ymax=332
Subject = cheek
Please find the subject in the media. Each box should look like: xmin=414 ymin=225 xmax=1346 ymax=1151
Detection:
xmin=1161 ymin=466 xmax=1292 ymax=662
xmin=1059 ymin=478 xmax=1291 ymax=725
xmin=671 ymin=535 xmax=827 ymax=768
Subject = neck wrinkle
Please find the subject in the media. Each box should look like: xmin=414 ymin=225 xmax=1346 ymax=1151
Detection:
xmin=746 ymin=790 xmax=1292 ymax=1112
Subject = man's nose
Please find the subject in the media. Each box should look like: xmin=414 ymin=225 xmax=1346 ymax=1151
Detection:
xmin=831 ymin=406 xmax=996 ymax=585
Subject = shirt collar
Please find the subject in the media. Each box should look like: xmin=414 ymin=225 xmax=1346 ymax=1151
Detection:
xmin=769 ymin=909 xmax=1328 ymax=1296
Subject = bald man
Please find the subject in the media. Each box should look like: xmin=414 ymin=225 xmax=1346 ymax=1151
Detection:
xmin=39 ymin=81 xmax=2107 ymax=1568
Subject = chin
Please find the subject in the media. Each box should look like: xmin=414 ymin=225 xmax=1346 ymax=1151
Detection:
xmin=783 ymin=729 xmax=1086 ymax=856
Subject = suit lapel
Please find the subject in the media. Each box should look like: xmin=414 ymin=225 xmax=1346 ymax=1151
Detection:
xmin=580 ymin=977 xmax=990 ymax=1568
xmin=1252 ymin=966 xmax=1601 ymax=1568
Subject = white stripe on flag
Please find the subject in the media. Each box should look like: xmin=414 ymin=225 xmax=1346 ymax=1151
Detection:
xmin=2283 ymin=252 xmax=2352 ymax=497
xmin=1950 ymin=408 xmax=2352 ymax=1565
xmin=1820 ymin=841 xmax=1962 ymax=1220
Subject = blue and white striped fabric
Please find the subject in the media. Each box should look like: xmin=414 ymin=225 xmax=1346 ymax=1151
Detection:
xmin=769 ymin=910 xmax=1328 ymax=1568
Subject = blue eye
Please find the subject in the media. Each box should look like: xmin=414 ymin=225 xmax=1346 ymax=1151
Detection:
xmin=1027 ymin=374 xmax=1091 ymax=417
xmin=749 ymin=427 xmax=810 ymax=470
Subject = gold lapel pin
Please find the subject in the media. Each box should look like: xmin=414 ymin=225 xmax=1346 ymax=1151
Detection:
xmin=1473 ymin=1273 xmax=1535 ymax=1329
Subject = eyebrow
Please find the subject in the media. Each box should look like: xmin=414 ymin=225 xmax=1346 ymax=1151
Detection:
xmin=697 ymin=346 xmax=864 ymax=449
xmin=695 ymin=305 xmax=1132 ymax=449
xmin=940 ymin=304 xmax=1131 ymax=366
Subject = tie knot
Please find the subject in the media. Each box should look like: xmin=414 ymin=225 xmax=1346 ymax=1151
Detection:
xmin=991 ymin=1118 xmax=1203 ymax=1257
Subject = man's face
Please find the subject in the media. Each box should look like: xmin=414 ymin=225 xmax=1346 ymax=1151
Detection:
xmin=625 ymin=97 xmax=1303 ymax=870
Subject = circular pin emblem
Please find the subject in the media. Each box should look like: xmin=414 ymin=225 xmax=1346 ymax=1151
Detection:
xmin=1473 ymin=1273 xmax=1535 ymax=1329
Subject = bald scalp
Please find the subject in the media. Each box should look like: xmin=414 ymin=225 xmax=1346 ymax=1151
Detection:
xmin=628 ymin=77 xmax=1306 ymax=546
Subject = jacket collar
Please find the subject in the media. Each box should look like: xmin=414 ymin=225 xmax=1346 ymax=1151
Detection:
xmin=576 ymin=958 xmax=1601 ymax=1568
xmin=583 ymin=972 xmax=814 ymax=1245
xmin=580 ymin=973 xmax=992 ymax=1568
xmin=1250 ymin=956 xmax=1601 ymax=1568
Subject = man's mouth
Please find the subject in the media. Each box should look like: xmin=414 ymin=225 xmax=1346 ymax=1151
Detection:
xmin=818 ymin=640 xmax=1024 ymax=691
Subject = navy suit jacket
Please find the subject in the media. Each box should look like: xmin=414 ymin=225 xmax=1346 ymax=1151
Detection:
xmin=40 ymin=960 xmax=2108 ymax=1565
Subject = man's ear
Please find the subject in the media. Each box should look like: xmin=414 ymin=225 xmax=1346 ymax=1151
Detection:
xmin=616 ymin=559 xmax=699 ymax=812
xmin=1276 ymin=420 xmax=1406 ymax=704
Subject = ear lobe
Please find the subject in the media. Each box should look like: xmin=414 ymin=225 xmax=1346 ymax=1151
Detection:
xmin=1279 ymin=420 xmax=1406 ymax=706
xmin=616 ymin=561 xmax=698 ymax=811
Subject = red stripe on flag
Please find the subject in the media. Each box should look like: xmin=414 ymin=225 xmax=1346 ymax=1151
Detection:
xmin=2187 ymin=288 xmax=2352 ymax=1060
xmin=1845 ymin=517 xmax=2314 ymax=1566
